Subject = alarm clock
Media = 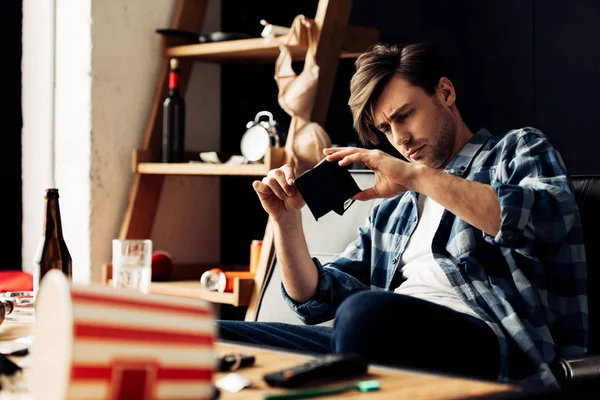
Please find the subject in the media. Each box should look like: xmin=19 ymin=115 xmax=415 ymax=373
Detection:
xmin=240 ymin=111 xmax=280 ymax=162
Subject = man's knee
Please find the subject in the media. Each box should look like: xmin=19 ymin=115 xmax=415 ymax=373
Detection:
xmin=332 ymin=291 xmax=392 ymax=351
xmin=335 ymin=290 xmax=395 ymax=321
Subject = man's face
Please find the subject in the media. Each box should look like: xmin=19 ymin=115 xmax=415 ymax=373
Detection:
xmin=372 ymin=75 xmax=458 ymax=169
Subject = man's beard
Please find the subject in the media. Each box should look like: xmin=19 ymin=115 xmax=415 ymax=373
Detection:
xmin=429 ymin=100 xmax=457 ymax=169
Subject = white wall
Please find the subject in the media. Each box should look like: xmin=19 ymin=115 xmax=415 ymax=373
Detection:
xmin=54 ymin=0 xmax=93 ymax=285
xmin=23 ymin=0 xmax=222 ymax=282
xmin=22 ymin=0 xmax=56 ymax=274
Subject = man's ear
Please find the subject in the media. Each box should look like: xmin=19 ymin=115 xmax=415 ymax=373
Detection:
xmin=437 ymin=77 xmax=456 ymax=107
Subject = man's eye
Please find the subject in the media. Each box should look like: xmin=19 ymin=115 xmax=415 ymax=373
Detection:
xmin=398 ymin=110 xmax=413 ymax=121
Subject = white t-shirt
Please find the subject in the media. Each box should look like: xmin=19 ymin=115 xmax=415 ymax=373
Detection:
xmin=394 ymin=194 xmax=481 ymax=320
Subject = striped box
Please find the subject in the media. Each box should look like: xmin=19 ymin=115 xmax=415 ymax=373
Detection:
xmin=32 ymin=270 xmax=217 ymax=400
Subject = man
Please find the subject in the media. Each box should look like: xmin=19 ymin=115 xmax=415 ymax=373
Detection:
xmin=218 ymin=43 xmax=588 ymax=389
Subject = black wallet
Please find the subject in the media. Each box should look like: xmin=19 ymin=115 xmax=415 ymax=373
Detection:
xmin=294 ymin=158 xmax=362 ymax=221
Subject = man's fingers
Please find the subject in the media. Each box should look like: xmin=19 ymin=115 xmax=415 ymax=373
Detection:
xmin=269 ymin=168 xmax=296 ymax=196
xmin=280 ymin=164 xmax=297 ymax=184
xmin=324 ymin=147 xmax=363 ymax=161
xmin=353 ymin=187 xmax=378 ymax=201
xmin=337 ymin=153 xmax=365 ymax=167
xmin=256 ymin=165 xmax=299 ymax=201
xmin=323 ymin=147 xmax=345 ymax=155
xmin=253 ymin=180 xmax=273 ymax=197
xmin=262 ymin=175 xmax=288 ymax=200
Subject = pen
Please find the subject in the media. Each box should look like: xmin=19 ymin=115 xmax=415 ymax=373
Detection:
xmin=262 ymin=380 xmax=380 ymax=400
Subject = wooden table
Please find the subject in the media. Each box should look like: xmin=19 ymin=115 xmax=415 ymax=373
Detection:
xmin=0 ymin=320 xmax=524 ymax=399
xmin=215 ymin=341 xmax=522 ymax=399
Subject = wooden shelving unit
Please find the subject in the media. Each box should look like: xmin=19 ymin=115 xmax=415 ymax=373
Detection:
xmin=114 ymin=0 xmax=379 ymax=310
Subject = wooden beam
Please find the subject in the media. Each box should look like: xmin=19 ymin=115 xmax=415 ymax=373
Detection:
xmin=310 ymin=0 xmax=354 ymax=125
xmin=119 ymin=174 xmax=165 ymax=240
xmin=245 ymin=218 xmax=276 ymax=321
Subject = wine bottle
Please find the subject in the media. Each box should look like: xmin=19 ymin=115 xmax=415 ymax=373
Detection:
xmin=162 ymin=58 xmax=186 ymax=163
xmin=33 ymin=188 xmax=72 ymax=297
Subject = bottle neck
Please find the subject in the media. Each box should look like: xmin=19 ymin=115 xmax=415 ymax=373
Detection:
xmin=44 ymin=197 xmax=64 ymax=238
xmin=168 ymin=70 xmax=180 ymax=93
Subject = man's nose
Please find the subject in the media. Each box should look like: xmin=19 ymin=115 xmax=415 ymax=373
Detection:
xmin=391 ymin=126 xmax=410 ymax=148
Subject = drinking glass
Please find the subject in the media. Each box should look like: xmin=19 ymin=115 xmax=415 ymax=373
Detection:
xmin=112 ymin=239 xmax=152 ymax=293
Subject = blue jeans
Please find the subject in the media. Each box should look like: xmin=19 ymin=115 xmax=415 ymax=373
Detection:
xmin=217 ymin=291 xmax=500 ymax=381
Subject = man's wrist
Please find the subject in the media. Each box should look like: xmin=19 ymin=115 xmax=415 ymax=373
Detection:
xmin=407 ymin=164 xmax=437 ymax=193
xmin=272 ymin=210 xmax=302 ymax=230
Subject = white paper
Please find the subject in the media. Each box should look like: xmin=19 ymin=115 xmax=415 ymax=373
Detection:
xmin=215 ymin=373 xmax=251 ymax=393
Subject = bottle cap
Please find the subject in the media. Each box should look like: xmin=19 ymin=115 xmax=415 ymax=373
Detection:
xmin=45 ymin=188 xmax=59 ymax=198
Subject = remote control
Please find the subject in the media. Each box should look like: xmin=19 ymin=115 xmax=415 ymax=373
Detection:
xmin=263 ymin=353 xmax=369 ymax=388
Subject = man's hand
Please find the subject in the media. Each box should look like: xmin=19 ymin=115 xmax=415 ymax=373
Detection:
xmin=323 ymin=147 xmax=415 ymax=201
xmin=253 ymin=164 xmax=306 ymax=222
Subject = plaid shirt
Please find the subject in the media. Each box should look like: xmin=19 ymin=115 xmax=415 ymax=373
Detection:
xmin=282 ymin=127 xmax=588 ymax=388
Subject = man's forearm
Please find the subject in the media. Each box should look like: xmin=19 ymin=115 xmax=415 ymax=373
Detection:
xmin=412 ymin=166 xmax=501 ymax=237
xmin=273 ymin=212 xmax=320 ymax=304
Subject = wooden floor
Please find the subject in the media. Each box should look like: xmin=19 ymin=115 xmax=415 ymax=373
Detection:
xmin=215 ymin=341 xmax=522 ymax=400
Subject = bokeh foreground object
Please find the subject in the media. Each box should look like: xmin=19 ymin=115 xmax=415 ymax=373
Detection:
xmin=32 ymin=270 xmax=217 ymax=400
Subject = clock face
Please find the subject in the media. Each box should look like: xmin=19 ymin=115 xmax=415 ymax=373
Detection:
xmin=240 ymin=125 xmax=271 ymax=162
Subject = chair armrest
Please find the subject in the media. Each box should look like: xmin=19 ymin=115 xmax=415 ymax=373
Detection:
xmin=552 ymin=354 xmax=600 ymax=387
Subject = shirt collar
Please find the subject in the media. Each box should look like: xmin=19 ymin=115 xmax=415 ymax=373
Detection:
xmin=443 ymin=128 xmax=493 ymax=177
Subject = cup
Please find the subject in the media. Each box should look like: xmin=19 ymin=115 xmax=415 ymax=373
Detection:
xmin=112 ymin=239 xmax=152 ymax=294
xmin=33 ymin=269 xmax=217 ymax=400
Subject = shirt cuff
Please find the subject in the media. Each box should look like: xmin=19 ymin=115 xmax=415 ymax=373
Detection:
xmin=484 ymin=181 xmax=534 ymax=247
xmin=280 ymin=258 xmax=335 ymax=325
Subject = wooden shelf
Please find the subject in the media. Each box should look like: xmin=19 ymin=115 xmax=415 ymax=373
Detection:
xmin=166 ymin=37 xmax=306 ymax=63
xmin=132 ymin=147 xmax=287 ymax=177
xmin=137 ymin=162 xmax=271 ymax=176
xmin=165 ymin=22 xmax=379 ymax=63
xmin=102 ymin=262 xmax=254 ymax=306
xmin=102 ymin=262 xmax=251 ymax=282
xmin=149 ymin=278 xmax=254 ymax=307
xmin=104 ymin=279 xmax=254 ymax=307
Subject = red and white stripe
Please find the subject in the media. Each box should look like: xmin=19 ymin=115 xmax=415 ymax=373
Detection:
xmin=66 ymin=286 xmax=216 ymax=400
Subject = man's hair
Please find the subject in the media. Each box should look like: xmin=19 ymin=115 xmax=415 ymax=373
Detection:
xmin=348 ymin=42 xmax=447 ymax=145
